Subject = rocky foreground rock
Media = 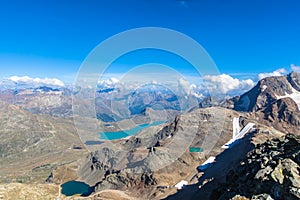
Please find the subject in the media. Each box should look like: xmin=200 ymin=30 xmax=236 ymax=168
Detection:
xmin=212 ymin=134 xmax=300 ymax=200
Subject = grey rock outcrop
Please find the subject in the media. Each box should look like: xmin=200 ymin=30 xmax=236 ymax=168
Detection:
xmin=213 ymin=134 xmax=300 ymax=200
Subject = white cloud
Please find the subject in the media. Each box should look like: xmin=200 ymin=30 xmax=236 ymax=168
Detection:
xmin=178 ymin=78 xmax=192 ymax=94
xmin=258 ymin=68 xmax=287 ymax=80
xmin=98 ymin=77 xmax=119 ymax=88
xmin=203 ymin=74 xmax=255 ymax=96
xmin=291 ymin=64 xmax=300 ymax=73
xmin=7 ymin=76 xmax=64 ymax=87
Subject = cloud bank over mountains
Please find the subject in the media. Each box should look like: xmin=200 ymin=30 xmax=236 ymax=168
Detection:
xmin=1 ymin=64 xmax=299 ymax=98
xmin=203 ymin=74 xmax=255 ymax=96
xmin=291 ymin=64 xmax=300 ymax=73
xmin=258 ymin=68 xmax=287 ymax=80
xmin=97 ymin=77 xmax=120 ymax=88
xmin=6 ymin=76 xmax=65 ymax=87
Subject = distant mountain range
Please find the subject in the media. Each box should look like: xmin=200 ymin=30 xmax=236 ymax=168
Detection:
xmin=0 ymin=74 xmax=255 ymax=122
xmin=0 ymin=72 xmax=299 ymax=199
xmin=0 ymin=77 xmax=202 ymax=121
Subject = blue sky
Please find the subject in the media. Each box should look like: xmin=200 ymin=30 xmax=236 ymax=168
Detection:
xmin=1 ymin=0 xmax=300 ymax=83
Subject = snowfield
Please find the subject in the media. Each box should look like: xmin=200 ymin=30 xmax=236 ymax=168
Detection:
xmin=275 ymin=87 xmax=300 ymax=110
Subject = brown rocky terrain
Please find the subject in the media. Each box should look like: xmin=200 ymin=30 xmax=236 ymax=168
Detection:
xmin=253 ymin=97 xmax=300 ymax=134
xmin=77 ymin=107 xmax=236 ymax=198
xmin=76 ymin=106 xmax=292 ymax=200
xmin=0 ymin=183 xmax=59 ymax=200
xmin=0 ymin=100 xmax=86 ymax=183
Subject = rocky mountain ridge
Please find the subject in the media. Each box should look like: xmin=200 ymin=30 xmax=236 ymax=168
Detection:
xmin=234 ymin=72 xmax=300 ymax=112
xmin=232 ymin=72 xmax=300 ymax=135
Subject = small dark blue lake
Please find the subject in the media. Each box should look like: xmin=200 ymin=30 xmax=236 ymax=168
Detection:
xmin=98 ymin=121 xmax=166 ymax=140
xmin=61 ymin=180 xmax=93 ymax=197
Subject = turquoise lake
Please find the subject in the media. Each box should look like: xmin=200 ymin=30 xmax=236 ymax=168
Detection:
xmin=61 ymin=180 xmax=93 ymax=196
xmin=99 ymin=121 xmax=166 ymax=140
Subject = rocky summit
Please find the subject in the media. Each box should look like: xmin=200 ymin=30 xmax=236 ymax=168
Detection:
xmin=212 ymin=134 xmax=300 ymax=200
